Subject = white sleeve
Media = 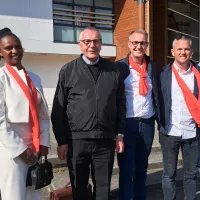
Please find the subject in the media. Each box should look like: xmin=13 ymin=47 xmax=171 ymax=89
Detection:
xmin=38 ymin=80 xmax=50 ymax=148
xmin=0 ymin=79 xmax=27 ymax=159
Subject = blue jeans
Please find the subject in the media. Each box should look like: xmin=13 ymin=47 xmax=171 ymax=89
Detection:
xmin=160 ymin=133 xmax=199 ymax=200
xmin=118 ymin=117 xmax=155 ymax=200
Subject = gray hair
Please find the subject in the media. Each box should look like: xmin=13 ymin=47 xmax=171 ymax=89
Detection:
xmin=172 ymin=36 xmax=192 ymax=48
xmin=79 ymin=27 xmax=102 ymax=41
xmin=129 ymin=29 xmax=148 ymax=41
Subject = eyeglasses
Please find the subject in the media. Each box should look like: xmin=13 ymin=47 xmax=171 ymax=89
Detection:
xmin=79 ymin=39 xmax=102 ymax=46
xmin=129 ymin=41 xmax=148 ymax=47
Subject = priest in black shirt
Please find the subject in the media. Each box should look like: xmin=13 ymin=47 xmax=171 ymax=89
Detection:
xmin=51 ymin=27 xmax=126 ymax=200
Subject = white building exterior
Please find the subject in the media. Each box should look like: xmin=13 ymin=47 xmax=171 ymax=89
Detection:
xmin=0 ymin=0 xmax=116 ymax=106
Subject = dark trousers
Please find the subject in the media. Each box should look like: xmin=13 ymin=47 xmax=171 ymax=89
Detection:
xmin=160 ymin=133 xmax=199 ymax=200
xmin=118 ymin=117 xmax=155 ymax=200
xmin=67 ymin=139 xmax=115 ymax=200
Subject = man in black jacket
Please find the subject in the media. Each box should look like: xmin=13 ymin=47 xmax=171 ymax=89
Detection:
xmin=51 ymin=27 xmax=125 ymax=200
xmin=117 ymin=29 xmax=159 ymax=200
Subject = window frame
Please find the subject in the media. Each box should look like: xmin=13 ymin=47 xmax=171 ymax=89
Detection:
xmin=53 ymin=0 xmax=114 ymax=45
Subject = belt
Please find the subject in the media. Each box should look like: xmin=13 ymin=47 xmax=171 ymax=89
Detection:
xmin=133 ymin=117 xmax=148 ymax=120
xmin=127 ymin=116 xmax=154 ymax=121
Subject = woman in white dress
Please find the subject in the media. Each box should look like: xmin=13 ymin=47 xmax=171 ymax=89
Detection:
xmin=0 ymin=28 xmax=50 ymax=200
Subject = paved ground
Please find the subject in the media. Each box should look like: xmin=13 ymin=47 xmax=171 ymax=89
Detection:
xmin=42 ymin=166 xmax=200 ymax=200
xmin=42 ymin=126 xmax=200 ymax=200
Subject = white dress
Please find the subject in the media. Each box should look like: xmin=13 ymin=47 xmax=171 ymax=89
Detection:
xmin=0 ymin=68 xmax=49 ymax=200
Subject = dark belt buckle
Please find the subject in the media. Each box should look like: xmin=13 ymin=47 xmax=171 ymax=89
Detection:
xmin=134 ymin=117 xmax=143 ymax=120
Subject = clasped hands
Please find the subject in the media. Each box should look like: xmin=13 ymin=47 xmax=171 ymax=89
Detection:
xmin=19 ymin=145 xmax=49 ymax=165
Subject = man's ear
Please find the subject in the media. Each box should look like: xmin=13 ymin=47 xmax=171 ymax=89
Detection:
xmin=171 ymin=49 xmax=175 ymax=57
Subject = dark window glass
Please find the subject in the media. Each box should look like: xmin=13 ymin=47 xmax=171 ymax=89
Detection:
xmin=189 ymin=0 xmax=199 ymax=6
xmin=168 ymin=30 xmax=199 ymax=61
xmin=54 ymin=25 xmax=74 ymax=42
xmin=53 ymin=3 xmax=72 ymax=9
xmin=168 ymin=0 xmax=199 ymax=6
xmin=54 ymin=0 xmax=73 ymax=3
xmin=99 ymin=29 xmax=113 ymax=44
xmin=167 ymin=57 xmax=174 ymax=64
xmin=74 ymin=6 xmax=91 ymax=26
xmin=53 ymin=3 xmax=73 ymax=25
xmin=168 ymin=1 xmax=199 ymax=20
xmin=74 ymin=0 xmax=93 ymax=6
xmin=95 ymin=0 xmax=113 ymax=8
xmin=53 ymin=0 xmax=114 ymax=44
xmin=168 ymin=10 xmax=199 ymax=37
xmin=95 ymin=9 xmax=113 ymax=28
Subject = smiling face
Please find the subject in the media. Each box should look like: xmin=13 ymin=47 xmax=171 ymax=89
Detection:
xmin=171 ymin=39 xmax=193 ymax=65
xmin=128 ymin=32 xmax=148 ymax=59
xmin=0 ymin=35 xmax=23 ymax=67
xmin=79 ymin=29 xmax=102 ymax=62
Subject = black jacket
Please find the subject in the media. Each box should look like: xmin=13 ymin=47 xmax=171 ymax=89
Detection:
xmin=51 ymin=56 xmax=126 ymax=145
xmin=158 ymin=61 xmax=200 ymax=139
xmin=117 ymin=54 xmax=160 ymax=122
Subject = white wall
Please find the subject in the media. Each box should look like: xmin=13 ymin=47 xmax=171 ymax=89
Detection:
xmin=0 ymin=0 xmax=116 ymax=57
xmin=22 ymin=53 xmax=78 ymax=106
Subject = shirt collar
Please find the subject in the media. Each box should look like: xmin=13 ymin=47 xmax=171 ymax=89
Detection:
xmin=82 ymin=55 xmax=99 ymax=65
xmin=174 ymin=61 xmax=192 ymax=75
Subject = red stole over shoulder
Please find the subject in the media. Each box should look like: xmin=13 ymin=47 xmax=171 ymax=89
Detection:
xmin=6 ymin=64 xmax=40 ymax=152
xmin=172 ymin=63 xmax=200 ymax=127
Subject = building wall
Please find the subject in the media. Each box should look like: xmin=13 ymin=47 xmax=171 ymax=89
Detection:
xmin=0 ymin=0 xmax=116 ymax=57
xmin=0 ymin=53 xmax=76 ymax=106
xmin=0 ymin=0 xmax=54 ymax=53
xmin=114 ymin=0 xmax=150 ymax=61
xmin=152 ymin=0 xmax=168 ymax=69
xmin=22 ymin=53 xmax=77 ymax=107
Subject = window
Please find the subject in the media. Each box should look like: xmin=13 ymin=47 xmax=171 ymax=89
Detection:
xmin=53 ymin=0 xmax=114 ymax=45
xmin=167 ymin=0 xmax=200 ymax=62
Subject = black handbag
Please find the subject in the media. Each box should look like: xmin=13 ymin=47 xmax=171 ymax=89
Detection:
xmin=26 ymin=154 xmax=53 ymax=190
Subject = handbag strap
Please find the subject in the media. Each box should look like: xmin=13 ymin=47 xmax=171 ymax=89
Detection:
xmin=65 ymin=182 xmax=71 ymax=188
xmin=37 ymin=153 xmax=47 ymax=162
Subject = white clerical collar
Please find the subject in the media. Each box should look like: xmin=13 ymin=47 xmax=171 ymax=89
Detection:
xmin=82 ymin=55 xmax=99 ymax=65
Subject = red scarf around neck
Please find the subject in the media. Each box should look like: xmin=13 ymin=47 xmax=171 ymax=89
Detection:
xmin=129 ymin=56 xmax=149 ymax=95
xmin=172 ymin=63 xmax=200 ymax=127
xmin=6 ymin=64 xmax=40 ymax=152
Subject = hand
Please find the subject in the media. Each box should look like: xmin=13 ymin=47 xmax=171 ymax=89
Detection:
xmin=57 ymin=144 xmax=68 ymax=160
xmin=116 ymin=136 xmax=124 ymax=153
xmin=40 ymin=145 xmax=49 ymax=157
xmin=19 ymin=148 xmax=37 ymax=165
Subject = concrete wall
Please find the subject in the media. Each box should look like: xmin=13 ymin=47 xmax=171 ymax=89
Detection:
xmin=0 ymin=53 xmax=76 ymax=106
xmin=23 ymin=53 xmax=77 ymax=107
xmin=0 ymin=0 xmax=116 ymax=57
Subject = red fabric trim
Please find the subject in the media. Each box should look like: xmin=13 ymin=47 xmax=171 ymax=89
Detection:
xmin=129 ymin=56 xmax=149 ymax=95
xmin=6 ymin=64 xmax=40 ymax=152
xmin=172 ymin=64 xmax=200 ymax=127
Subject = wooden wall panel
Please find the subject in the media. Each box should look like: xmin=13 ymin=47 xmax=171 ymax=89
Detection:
xmin=152 ymin=0 xmax=168 ymax=69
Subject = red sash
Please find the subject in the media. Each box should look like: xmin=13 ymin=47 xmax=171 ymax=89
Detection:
xmin=129 ymin=56 xmax=149 ymax=95
xmin=6 ymin=64 xmax=40 ymax=152
xmin=172 ymin=63 xmax=200 ymax=127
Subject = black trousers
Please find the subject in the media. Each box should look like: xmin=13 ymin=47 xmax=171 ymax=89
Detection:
xmin=67 ymin=139 xmax=115 ymax=200
xmin=160 ymin=133 xmax=199 ymax=200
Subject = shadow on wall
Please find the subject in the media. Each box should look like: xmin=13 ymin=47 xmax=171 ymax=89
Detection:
xmin=114 ymin=0 xmax=126 ymax=28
